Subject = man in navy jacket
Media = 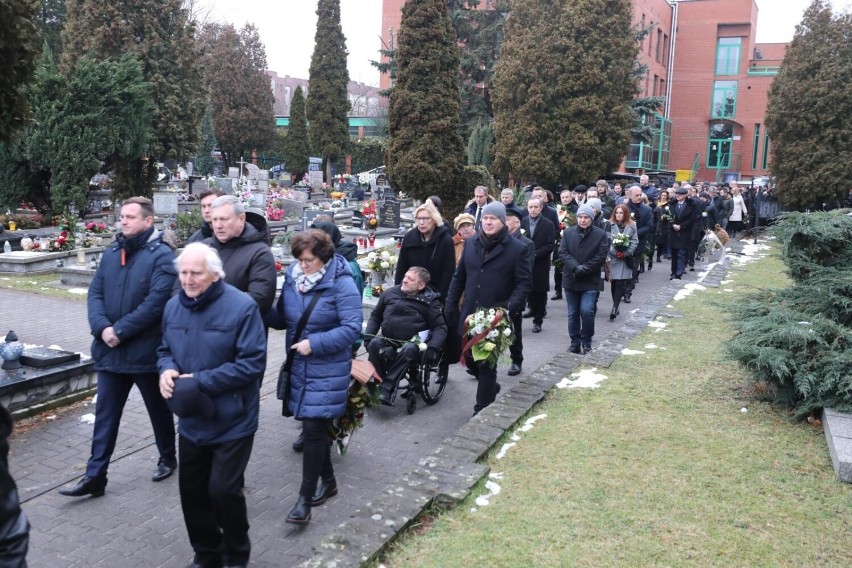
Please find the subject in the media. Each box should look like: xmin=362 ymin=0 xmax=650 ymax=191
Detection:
xmin=158 ymin=243 xmax=266 ymax=568
xmin=59 ymin=197 xmax=177 ymax=498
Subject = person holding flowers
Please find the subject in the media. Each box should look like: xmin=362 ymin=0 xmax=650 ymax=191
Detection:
xmin=364 ymin=267 xmax=447 ymax=406
xmin=608 ymin=204 xmax=639 ymax=321
xmin=446 ymin=202 xmax=532 ymax=415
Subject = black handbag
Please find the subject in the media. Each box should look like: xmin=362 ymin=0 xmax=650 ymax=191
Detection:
xmin=278 ymin=290 xmax=324 ymax=417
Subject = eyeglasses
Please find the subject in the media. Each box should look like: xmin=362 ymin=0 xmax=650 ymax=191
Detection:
xmin=415 ymin=217 xmax=432 ymax=222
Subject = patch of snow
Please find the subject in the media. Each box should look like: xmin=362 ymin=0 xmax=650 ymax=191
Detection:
xmin=648 ymin=320 xmax=667 ymax=329
xmin=721 ymin=279 xmax=732 ymax=284
xmin=516 ymin=414 xmax=547 ymax=433
xmin=666 ymin=304 xmax=674 ymax=308
xmin=371 ymin=514 xmax=383 ymax=521
xmin=475 ymin=479 xmax=502 ymax=507
xmin=798 ymin=321 xmax=811 ymax=326
xmin=740 ymin=407 xmax=748 ymax=413
xmin=722 ymin=288 xmax=733 ymax=292
xmin=644 ymin=344 xmax=658 ymax=349
xmin=673 ymin=283 xmax=706 ymax=301
xmin=68 ymin=288 xmax=88 ymax=295
xmin=495 ymin=443 xmax=516 ymax=460
xmin=556 ymin=368 xmax=608 ymax=389
xmin=80 ymin=413 xmax=95 ymax=424
xmin=91 ymin=394 xmax=97 ymax=405
xmin=621 ymin=348 xmax=645 ymax=355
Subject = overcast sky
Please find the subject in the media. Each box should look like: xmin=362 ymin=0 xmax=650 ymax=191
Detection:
xmin=204 ymin=0 xmax=852 ymax=87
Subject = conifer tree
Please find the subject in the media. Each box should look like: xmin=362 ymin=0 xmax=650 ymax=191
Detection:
xmin=193 ymin=111 xmax=218 ymax=176
xmin=61 ymin=0 xmax=205 ymax=195
xmin=386 ymin=0 xmax=465 ymax=201
xmin=284 ymin=86 xmax=310 ymax=183
xmin=765 ymin=0 xmax=852 ymax=210
xmin=199 ymin=23 xmax=276 ymax=171
xmin=492 ymin=0 xmax=638 ymax=186
xmin=307 ymin=0 xmax=351 ymax=183
xmin=0 ymin=0 xmax=40 ymax=142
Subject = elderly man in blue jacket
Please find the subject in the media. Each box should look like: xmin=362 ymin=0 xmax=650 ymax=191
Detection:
xmin=158 ymin=243 xmax=267 ymax=568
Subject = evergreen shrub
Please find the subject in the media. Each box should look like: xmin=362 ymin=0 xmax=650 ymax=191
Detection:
xmin=726 ymin=211 xmax=852 ymax=418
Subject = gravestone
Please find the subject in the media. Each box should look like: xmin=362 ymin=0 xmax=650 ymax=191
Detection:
xmin=280 ymin=198 xmax=305 ymax=220
xmin=302 ymin=209 xmax=329 ymax=230
xmin=152 ymin=192 xmax=179 ymax=216
xmin=228 ymin=167 xmax=240 ymax=178
xmin=20 ymin=347 xmax=80 ymax=369
xmin=379 ymin=199 xmax=401 ymax=229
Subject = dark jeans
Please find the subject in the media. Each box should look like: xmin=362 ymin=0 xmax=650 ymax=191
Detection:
xmin=86 ymin=371 xmax=175 ymax=479
xmin=566 ymin=289 xmax=600 ymax=349
xmin=367 ymin=339 xmax=419 ymax=395
xmin=670 ymin=247 xmax=688 ymax=277
xmin=300 ymin=419 xmax=334 ymax=499
xmin=528 ymin=291 xmax=547 ymax=325
xmin=179 ymin=434 xmax=254 ymax=567
xmin=509 ymin=309 xmax=523 ymax=365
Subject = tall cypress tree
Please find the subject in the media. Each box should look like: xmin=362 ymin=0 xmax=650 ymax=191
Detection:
xmin=285 ymin=86 xmax=310 ymax=183
xmin=386 ymin=0 xmax=465 ymax=201
xmin=61 ymin=0 xmax=205 ymax=196
xmin=765 ymin=0 xmax=852 ymax=210
xmin=307 ymin=0 xmax=350 ymax=183
xmin=492 ymin=0 xmax=637 ymax=186
xmin=0 ymin=0 xmax=40 ymax=142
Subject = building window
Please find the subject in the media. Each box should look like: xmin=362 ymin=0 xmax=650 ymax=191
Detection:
xmin=711 ymin=81 xmax=738 ymax=118
xmin=716 ymin=37 xmax=741 ymax=75
xmin=656 ymin=29 xmax=663 ymax=62
xmin=762 ymin=130 xmax=771 ymax=170
xmin=653 ymin=74 xmax=659 ymax=97
xmin=752 ymin=124 xmax=761 ymax=170
xmin=663 ymin=34 xmax=670 ymax=67
xmin=707 ymin=123 xmax=734 ymax=169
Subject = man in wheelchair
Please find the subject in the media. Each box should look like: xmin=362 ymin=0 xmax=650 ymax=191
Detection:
xmin=365 ymin=267 xmax=448 ymax=406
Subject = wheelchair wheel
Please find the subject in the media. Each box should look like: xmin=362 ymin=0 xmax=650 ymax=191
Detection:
xmin=406 ymin=394 xmax=416 ymax=414
xmin=420 ymin=356 xmax=446 ymax=405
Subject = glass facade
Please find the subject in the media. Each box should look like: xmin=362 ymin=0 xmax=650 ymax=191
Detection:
xmin=625 ymin=113 xmax=671 ymax=170
xmin=707 ymin=123 xmax=734 ymax=169
xmin=711 ymin=81 xmax=738 ymax=119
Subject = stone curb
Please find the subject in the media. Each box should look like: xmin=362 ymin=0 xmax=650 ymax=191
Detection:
xmin=822 ymin=408 xmax=852 ymax=483
xmin=300 ymin=242 xmax=745 ymax=567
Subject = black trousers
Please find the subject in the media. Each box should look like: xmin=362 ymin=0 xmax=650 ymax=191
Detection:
xmin=610 ymin=279 xmax=630 ymax=308
xmin=179 ymin=434 xmax=254 ymax=567
xmin=509 ymin=309 xmax=523 ymax=364
xmin=367 ymin=339 xmax=419 ymax=395
xmin=301 ymin=419 xmax=334 ymax=499
xmin=529 ymin=291 xmax=547 ymax=325
xmin=553 ymin=267 xmax=563 ymax=293
xmin=670 ymin=247 xmax=688 ymax=277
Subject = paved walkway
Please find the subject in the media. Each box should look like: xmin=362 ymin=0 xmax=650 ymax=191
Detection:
xmin=4 ymin=259 xmax=679 ymax=567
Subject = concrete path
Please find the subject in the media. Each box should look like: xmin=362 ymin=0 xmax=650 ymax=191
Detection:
xmin=5 ymin=258 xmax=679 ymax=567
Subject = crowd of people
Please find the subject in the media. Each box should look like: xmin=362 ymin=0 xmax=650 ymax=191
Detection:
xmin=42 ymin=175 xmax=750 ymax=567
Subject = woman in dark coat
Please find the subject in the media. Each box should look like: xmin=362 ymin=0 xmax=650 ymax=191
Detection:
xmin=265 ymin=230 xmax=362 ymax=526
xmin=394 ymin=201 xmax=456 ymax=301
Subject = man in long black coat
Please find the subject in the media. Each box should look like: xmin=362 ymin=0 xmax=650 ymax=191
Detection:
xmin=669 ymin=186 xmax=699 ymax=279
xmin=625 ymin=186 xmax=653 ymax=301
xmin=446 ymin=202 xmax=532 ymax=415
xmin=521 ymin=197 xmax=555 ymax=334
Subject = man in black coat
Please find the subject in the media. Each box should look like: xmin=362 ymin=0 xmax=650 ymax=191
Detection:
xmin=522 ymin=186 xmax=560 ymax=229
xmin=464 ymin=185 xmax=492 ymax=230
xmin=446 ymin=202 xmax=532 ymax=415
xmin=560 ymin=204 xmax=609 ymax=355
xmin=187 ymin=188 xmax=225 ymax=243
xmin=365 ymin=267 xmax=448 ymax=405
xmin=669 ymin=186 xmax=699 ymax=279
xmin=624 ymin=185 xmax=653 ymax=301
xmin=505 ymin=208 xmax=534 ymax=376
xmin=205 ymin=195 xmax=277 ymax=314
xmin=521 ymin=197 xmax=555 ymax=334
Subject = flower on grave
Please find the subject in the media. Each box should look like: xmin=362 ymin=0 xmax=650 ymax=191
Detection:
xmin=366 ymin=216 xmax=378 ymax=229
xmin=380 ymin=251 xmax=391 ymax=261
xmin=380 ymin=261 xmax=389 ymax=270
xmin=330 ymin=191 xmax=346 ymax=200
xmin=331 ymin=200 xmax=344 ymax=208
xmin=266 ymin=203 xmax=286 ymax=221
xmin=85 ymin=221 xmax=109 ymax=234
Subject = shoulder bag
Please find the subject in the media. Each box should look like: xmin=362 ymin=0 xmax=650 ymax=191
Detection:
xmin=278 ymin=290 xmax=324 ymax=417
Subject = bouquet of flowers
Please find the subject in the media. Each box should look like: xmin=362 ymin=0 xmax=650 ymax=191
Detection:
xmin=330 ymin=199 xmax=344 ymax=208
xmin=265 ymin=201 xmax=286 ymax=221
xmin=330 ymin=191 xmax=346 ymax=200
xmin=660 ymin=206 xmax=673 ymax=222
xmin=557 ymin=206 xmax=576 ymax=231
xmin=48 ymin=233 xmax=73 ymax=252
xmin=462 ymin=307 xmax=514 ymax=369
xmin=329 ymin=368 xmax=382 ymax=455
xmin=363 ymin=200 xmax=378 ymax=230
xmin=85 ymin=221 xmax=109 ymax=234
xmin=366 ymin=250 xmax=397 ymax=273
xmin=612 ymin=232 xmax=631 ymax=251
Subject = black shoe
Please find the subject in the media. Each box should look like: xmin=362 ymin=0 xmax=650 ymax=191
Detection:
xmin=286 ymin=496 xmax=312 ymax=525
xmin=689 ymin=266 xmax=695 ymax=271
xmin=152 ymin=458 xmax=177 ymax=482
xmin=568 ymin=345 xmax=581 ymax=354
xmin=508 ymin=363 xmax=522 ymax=376
xmin=58 ymin=476 xmax=106 ymax=497
xmin=675 ymin=275 xmax=682 ymax=279
xmin=638 ymin=264 xmax=645 ymax=273
xmin=522 ymin=310 xmax=534 ymax=318
xmin=379 ymin=390 xmax=393 ymax=406
xmin=609 ymin=307 xmax=618 ymax=321
xmin=670 ymin=274 xmax=675 ymax=280
xmin=656 ymin=256 xmax=662 ymax=263
xmin=551 ymin=293 xmax=562 ymax=300
xmin=292 ymin=431 xmax=304 ymax=452
xmin=623 ymin=294 xmax=632 ymax=304
xmin=311 ymin=478 xmax=338 ymax=506
xmin=532 ymin=323 xmax=542 ymax=333
xmin=582 ymin=345 xmax=592 ymax=355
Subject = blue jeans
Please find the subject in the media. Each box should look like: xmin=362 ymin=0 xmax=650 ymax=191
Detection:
xmin=566 ymin=289 xmax=600 ymax=349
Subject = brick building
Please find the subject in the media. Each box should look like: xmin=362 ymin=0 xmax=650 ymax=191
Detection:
xmin=379 ymin=0 xmax=784 ymax=182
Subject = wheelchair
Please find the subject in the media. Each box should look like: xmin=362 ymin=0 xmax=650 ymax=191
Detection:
xmin=381 ymin=342 xmax=447 ymax=415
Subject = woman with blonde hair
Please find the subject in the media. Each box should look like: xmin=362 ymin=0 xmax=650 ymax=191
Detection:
xmin=394 ymin=201 xmax=456 ymax=301
xmin=728 ymin=186 xmax=748 ymax=238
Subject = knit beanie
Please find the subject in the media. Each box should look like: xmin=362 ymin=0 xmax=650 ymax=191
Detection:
xmin=481 ymin=201 xmax=506 ymax=223
xmin=576 ymin=204 xmax=594 ymax=219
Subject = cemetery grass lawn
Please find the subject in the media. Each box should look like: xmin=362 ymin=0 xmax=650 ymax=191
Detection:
xmin=379 ymin=245 xmax=852 ymax=567
xmin=0 ymin=273 xmax=86 ymax=300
